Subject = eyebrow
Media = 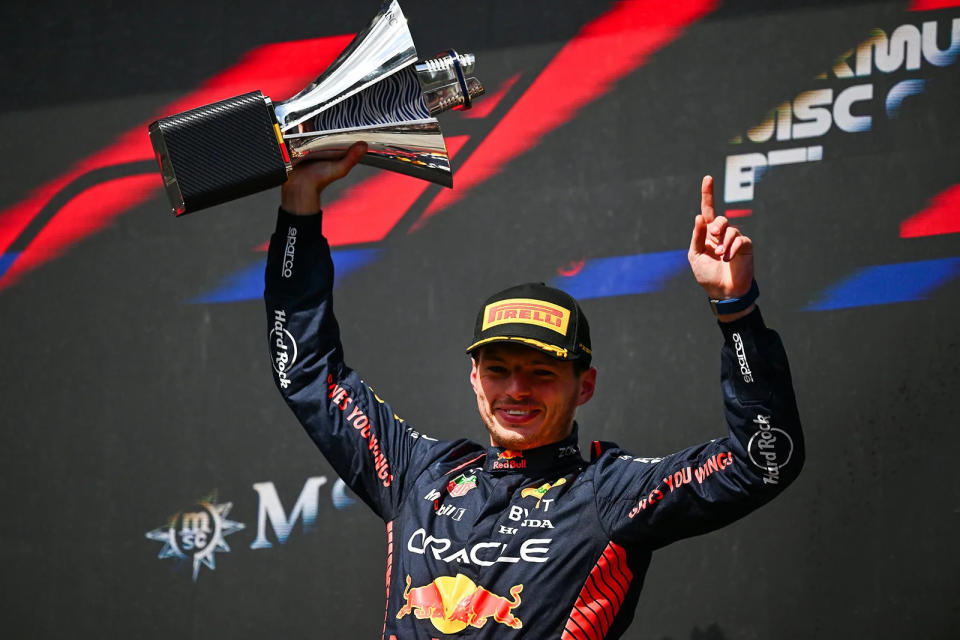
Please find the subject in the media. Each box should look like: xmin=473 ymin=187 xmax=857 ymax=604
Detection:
xmin=482 ymin=351 xmax=561 ymax=367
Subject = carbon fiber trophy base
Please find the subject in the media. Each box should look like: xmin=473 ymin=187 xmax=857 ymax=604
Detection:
xmin=149 ymin=91 xmax=289 ymax=216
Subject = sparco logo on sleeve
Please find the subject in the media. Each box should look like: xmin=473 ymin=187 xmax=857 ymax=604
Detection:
xmin=281 ymin=226 xmax=297 ymax=278
xmin=747 ymin=414 xmax=794 ymax=485
xmin=270 ymin=309 xmax=298 ymax=389
xmin=732 ymin=332 xmax=753 ymax=383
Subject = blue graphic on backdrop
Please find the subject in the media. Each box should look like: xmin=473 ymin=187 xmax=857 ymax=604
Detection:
xmin=193 ymin=249 xmax=381 ymax=303
xmin=0 ymin=252 xmax=18 ymax=280
xmin=551 ymin=250 xmax=688 ymax=300
xmin=804 ymin=257 xmax=960 ymax=311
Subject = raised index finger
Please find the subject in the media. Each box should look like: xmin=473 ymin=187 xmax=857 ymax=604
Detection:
xmin=701 ymin=175 xmax=716 ymax=223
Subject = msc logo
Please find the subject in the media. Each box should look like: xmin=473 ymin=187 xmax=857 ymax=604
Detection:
xmin=145 ymin=477 xmax=359 ymax=582
xmin=482 ymin=298 xmax=571 ymax=335
xmin=144 ymin=495 xmax=245 ymax=582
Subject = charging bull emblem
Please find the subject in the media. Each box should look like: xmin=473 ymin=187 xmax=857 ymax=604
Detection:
xmin=396 ymin=574 xmax=523 ymax=633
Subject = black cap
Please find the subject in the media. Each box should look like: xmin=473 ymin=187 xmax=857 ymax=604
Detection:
xmin=466 ymin=282 xmax=592 ymax=365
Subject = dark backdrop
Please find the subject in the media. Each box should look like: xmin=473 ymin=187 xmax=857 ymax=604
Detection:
xmin=1 ymin=1 xmax=958 ymax=638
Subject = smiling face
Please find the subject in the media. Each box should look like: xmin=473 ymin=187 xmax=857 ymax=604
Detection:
xmin=470 ymin=342 xmax=596 ymax=450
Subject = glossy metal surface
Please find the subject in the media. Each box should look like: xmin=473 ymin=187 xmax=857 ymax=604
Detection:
xmin=423 ymin=76 xmax=484 ymax=115
xmin=415 ymin=53 xmax=476 ymax=91
xmin=274 ymin=0 xmax=418 ymax=132
xmin=272 ymin=0 xmax=485 ymax=187
xmin=284 ymin=118 xmax=452 ymax=187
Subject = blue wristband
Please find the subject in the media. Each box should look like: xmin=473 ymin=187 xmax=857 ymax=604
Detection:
xmin=710 ymin=279 xmax=759 ymax=315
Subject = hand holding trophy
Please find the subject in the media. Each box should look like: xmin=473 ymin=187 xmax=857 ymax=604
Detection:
xmin=148 ymin=0 xmax=484 ymax=216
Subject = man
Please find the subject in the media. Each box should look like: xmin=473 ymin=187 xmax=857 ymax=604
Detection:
xmin=265 ymin=142 xmax=803 ymax=639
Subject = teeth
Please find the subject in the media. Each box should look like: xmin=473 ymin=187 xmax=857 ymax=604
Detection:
xmin=507 ymin=410 xmax=529 ymax=415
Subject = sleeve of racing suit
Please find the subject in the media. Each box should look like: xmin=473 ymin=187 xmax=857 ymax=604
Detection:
xmin=264 ymin=208 xmax=445 ymax=522
xmin=594 ymin=307 xmax=804 ymax=549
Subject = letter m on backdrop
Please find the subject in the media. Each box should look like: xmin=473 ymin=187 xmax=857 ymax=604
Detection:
xmin=250 ymin=477 xmax=327 ymax=549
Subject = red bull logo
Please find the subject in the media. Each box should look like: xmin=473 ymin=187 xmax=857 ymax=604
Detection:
xmin=396 ymin=574 xmax=523 ymax=633
xmin=493 ymin=450 xmax=527 ymax=470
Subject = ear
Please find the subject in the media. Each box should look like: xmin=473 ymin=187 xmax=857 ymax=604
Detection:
xmin=576 ymin=367 xmax=597 ymax=406
xmin=469 ymin=357 xmax=480 ymax=394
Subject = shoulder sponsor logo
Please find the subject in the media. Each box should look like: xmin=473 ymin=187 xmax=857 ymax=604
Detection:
xmin=281 ymin=226 xmax=297 ymax=278
xmin=747 ymin=414 xmax=794 ymax=485
xmin=732 ymin=332 xmax=754 ymax=383
xmin=407 ymin=528 xmax=551 ymax=566
xmin=481 ymin=298 xmax=570 ymax=336
xmin=396 ymin=574 xmax=523 ymax=633
xmin=270 ymin=309 xmax=297 ymax=389
xmin=447 ymin=474 xmax=478 ymax=498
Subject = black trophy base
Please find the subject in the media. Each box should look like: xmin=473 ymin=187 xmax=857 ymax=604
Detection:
xmin=149 ymin=91 xmax=289 ymax=216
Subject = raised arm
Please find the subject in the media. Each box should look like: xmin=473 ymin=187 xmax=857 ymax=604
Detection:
xmin=264 ymin=144 xmax=450 ymax=521
xmin=593 ymin=175 xmax=804 ymax=549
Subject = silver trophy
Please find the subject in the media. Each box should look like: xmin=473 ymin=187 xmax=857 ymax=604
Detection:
xmin=148 ymin=0 xmax=483 ymax=216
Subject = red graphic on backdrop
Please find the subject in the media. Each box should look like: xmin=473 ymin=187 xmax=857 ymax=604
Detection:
xmin=460 ymin=73 xmax=522 ymax=120
xmin=0 ymin=36 xmax=351 ymax=289
xmin=0 ymin=1 xmax=719 ymax=292
xmin=557 ymin=259 xmax=586 ymax=277
xmin=910 ymin=0 xmax=960 ymax=10
xmin=321 ymin=136 xmax=470 ymax=247
xmin=411 ymin=0 xmax=719 ymax=231
xmin=900 ymin=184 xmax=960 ymax=238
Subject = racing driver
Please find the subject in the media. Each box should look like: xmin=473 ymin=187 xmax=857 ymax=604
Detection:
xmin=265 ymin=142 xmax=804 ymax=638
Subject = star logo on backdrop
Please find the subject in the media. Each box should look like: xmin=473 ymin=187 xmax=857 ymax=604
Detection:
xmin=145 ymin=492 xmax=245 ymax=581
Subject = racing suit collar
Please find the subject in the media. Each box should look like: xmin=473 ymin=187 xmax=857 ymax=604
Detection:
xmin=483 ymin=426 xmax=584 ymax=474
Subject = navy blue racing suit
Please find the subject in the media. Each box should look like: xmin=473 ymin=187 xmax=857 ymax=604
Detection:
xmin=264 ymin=209 xmax=804 ymax=639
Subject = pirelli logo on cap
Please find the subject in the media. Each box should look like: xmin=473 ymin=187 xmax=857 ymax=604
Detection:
xmin=482 ymin=298 xmax=570 ymax=336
